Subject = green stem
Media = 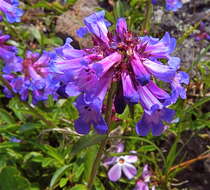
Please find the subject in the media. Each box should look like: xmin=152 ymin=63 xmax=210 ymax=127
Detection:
xmin=141 ymin=0 xmax=153 ymax=35
xmin=87 ymin=83 xmax=116 ymax=190
xmin=0 ymin=74 xmax=56 ymax=128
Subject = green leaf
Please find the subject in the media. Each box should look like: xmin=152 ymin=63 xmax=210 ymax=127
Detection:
xmin=0 ymin=108 xmax=15 ymax=124
xmin=0 ymin=124 xmax=19 ymax=133
xmin=19 ymin=123 xmax=41 ymax=133
xmin=29 ymin=26 xmax=42 ymax=45
xmin=83 ymin=145 xmax=97 ymax=181
xmin=71 ymin=134 xmax=106 ymax=155
xmin=0 ymin=167 xmax=31 ymax=190
xmin=59 ymin=177 xmax=68 ymax=188
xmin=69 ymin=184 xmax=87 ymax=190
xmin=50 ymin=165 xmax=71 ymax=188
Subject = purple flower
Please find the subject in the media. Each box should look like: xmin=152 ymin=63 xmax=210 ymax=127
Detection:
xmin=192 ymin=22 xmax=210 ymax=41
xmin=170 ymin=71 xmax=189 ymax=104
xmin=77 ymin=10 xmax=111 ymax=44
xmin=104 ymin=144 xmax=138 ymax=181
xmin=152 ymin=0 xmax=182 ymax=12
xmin=136 ymin=108 xmax=175 ymax=136
xmin=134 ymin=165 xmax=155 ymax=190
xmin=0 ymin=31 xmax=23 ymax=73
xmin=0 ymin=0 xmax=24 ymax=23
xmin=3 ymin=51 xmax=59 ymax=104
xmin=10 ymin=137 xmax=21 ymax=143
xmin=53 ymin=11 xmax=188 ymax=135
xmin=74 ymin=93 xmax=108 ymax=134
xmin=165 ymin=0 xmax=182 ymax=11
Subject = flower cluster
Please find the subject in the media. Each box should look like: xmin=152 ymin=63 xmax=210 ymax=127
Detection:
xmin=152 ymin=0 xmax=183 ymax=12
xmin=51 ymin=11 xmax=188 ymax=135
xmin=3 ymin=51 xmax=60 ymax=104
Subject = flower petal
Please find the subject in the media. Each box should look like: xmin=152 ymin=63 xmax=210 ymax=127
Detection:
xmin=108 ymin=164 xmax=122 ymax=182
xmin=122 ymin=163 xmax=137 ymax=179
xmin=74 ymin=118 xmax=91 ymax=135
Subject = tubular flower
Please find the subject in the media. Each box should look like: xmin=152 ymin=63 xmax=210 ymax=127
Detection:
xmin=134 ymin=165 xmax=155 ymax=190
xmin=0 ymin=31 xmax=23 ymax=73
xmin=104 ymin=143 xmax=138 ymax=182
xmin=3 ymin=51 xmax=59 ymax=104
xmin=0 ymin=0 xmax=23 ymax=23
xmin=152 ymin=0 xmax=182 ymax=12
xmin=53 ymin=11 xmax=188 ymax=135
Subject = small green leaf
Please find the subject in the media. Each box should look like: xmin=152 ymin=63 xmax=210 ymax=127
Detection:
xmin=69 ymin=184 xmax=87 ymax=190
xmin=0 ymin=108 xmax=15 ymax=124
xmin=59 ymin=177 xmax=68 ymax=188
xmin=50 ymin=165 xmax=71 ymax=188
xmin=71 ymin=135 xmax=106 ymax=155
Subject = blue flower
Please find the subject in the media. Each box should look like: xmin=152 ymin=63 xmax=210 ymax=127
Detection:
xmin=165 ymin=0 xmax=182 ymax=12
xmin=0 ymin=0 xmax=24 ymax=23
xmin=136 ymin=108 xmax=175 ymax=136
xmin=74 ymin=94 xmax=108 ymax=134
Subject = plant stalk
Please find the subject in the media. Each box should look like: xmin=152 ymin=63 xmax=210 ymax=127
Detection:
xmin=87 ymin=83 xmax=116 ymax=190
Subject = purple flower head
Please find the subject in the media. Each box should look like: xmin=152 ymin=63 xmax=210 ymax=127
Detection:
xmin=0 ymin=0 xmax=24 ymax=23
xmin=134 ymin=165 xmax=155 ymax=190
xmin=53 ymin=11 xmax=188 ymax=135
xmin=77 ymin=10 xmax=111 ymax=44
xmin=0 ymin=31 xmax=23 ymax=73
xmin=3 ymin=51 xmax=59 ymax=103
xmin=165 ymin=0 xmax=182 ymax=12
xmin=170 ymin=71 xmax=189 ymax=104
xmin=193 ymin=22 xmax=210 ymax=41
xmin=136 ymin=108 xmax=175 ymax=136
xmin=104 ymin=144 xmax=138 ymax=182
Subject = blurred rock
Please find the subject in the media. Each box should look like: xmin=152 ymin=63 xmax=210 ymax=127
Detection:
xmin=56 ymin=0 xmax=100 ymax=48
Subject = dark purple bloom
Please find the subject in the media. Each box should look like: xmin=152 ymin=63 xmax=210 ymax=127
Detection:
xmin=136 ymin=108 xmax=175 ymax=136
xmin=53 ymin=11 xmax=188 ymax=135
xmin=0 ymin=0 xmax=24 ymax=23
xmin=134 ymin=165 xmax=155 ymax=190
xmin=193 ymin=22 xmax=210 ymax=41
xmin=104 ymin=143 xmax=138 ymax=182
xmin=0 ymin=31 xmax=23 ymax=73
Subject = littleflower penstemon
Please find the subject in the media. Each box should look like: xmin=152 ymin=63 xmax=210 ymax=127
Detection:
xmin=52 ymin=10 xmax=189 ymax=135
xmin=134 ymin=165 xmax=155 ymax=190
xmin=104 ymin=144 xmax=138 ymax=182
